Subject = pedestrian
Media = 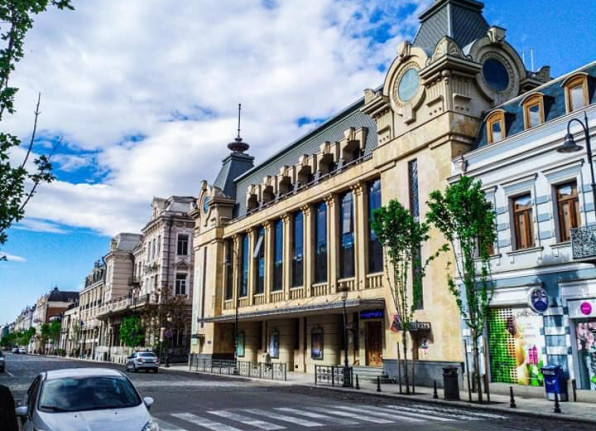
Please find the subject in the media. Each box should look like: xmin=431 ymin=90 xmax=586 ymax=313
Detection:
xmin=0 ymin=384 xmax=19 ymax=431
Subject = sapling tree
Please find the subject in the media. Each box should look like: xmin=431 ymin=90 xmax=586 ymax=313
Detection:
xmin=372 ymin=199 xmax=437 ymax=394
xmin=427 ymin=175 xmax=496 ymax=403
xmin=120 ymin=315 xmax=144 ymax=348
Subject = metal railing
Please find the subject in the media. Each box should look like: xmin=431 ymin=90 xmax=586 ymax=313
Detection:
xmin=188 ymin=355 xmax=287 ymax=381
xmin=314 ymin=365 xmax=353 ymax=387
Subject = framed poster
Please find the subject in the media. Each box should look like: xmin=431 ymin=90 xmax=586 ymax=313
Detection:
xmin=236 ymin=332 xmax=245 ymax=358
xmin=311 ymin=327 xmax=324 ymax=360
xmin=269 ymin=329 xmax=279 ymax=359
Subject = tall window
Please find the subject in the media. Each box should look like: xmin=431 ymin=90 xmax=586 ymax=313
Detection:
xmin=564 ymin=75 xmax=588 ymax=112
xmin=512 ymin=194 xmax=534 ymax=250
xmin=487 ymin=111 xmax=506 ymax=144
xmin=314 ymin=202 xmax=328 ymax=283
xmin=340 ymin=191 xmax=355 ymax=278
xmin=556 ymin=182 xmax=580 ymax=242
xmin=177 ymin=234 xmax=189 ymax=256
xmin=225 ymin=239 xmax=234 ymax=300
xmin=292 ymin=212 xmax=304 ymax=287
xmin=368 ymin=179 xmax=383 ymax=273
xmin=175 ymin=274 xmax=187 ymax=295
xmin=523 ymin=94 xmax=544 ymax=129
xmin=241 ymin=234 xmax=249 ymax=297
xmin=273 ymin=220 xmax=283 ymax=291
xmin=157 ymin=236 xmax=161 ymax=256
xmin=409 ymin=160 xmax=423 ymax=309
xmin=254 ymin=227 xmax=265 ymax=294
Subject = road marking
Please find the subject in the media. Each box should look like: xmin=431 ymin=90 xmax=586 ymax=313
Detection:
xmin=310 ymin=406 xmax=394 ymax=424
xmin=172 ymin=413 xmax=245 ymax=431
xmin=275 ymin=407 xmax=358 ymax=426
xmin=155 ymin=418 xmax=189 ymax=431
xmin=5 ymin=371 xmax=15 ymax=377
xmin=406 ymin=404 xmax=507 ymax=420
xmin=337 ymin=405 xmax=451 ymax=422
xmin=208 ymin=410 xmax=285 ymax=430
xmin=242 ymin=408 xmax=322 ymax=427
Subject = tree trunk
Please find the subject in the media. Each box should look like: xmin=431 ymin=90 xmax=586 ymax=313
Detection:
xmin=402 ymin=331 xmax=410 ymax=394
xmin=472 ymin=334 xmax=483 ymax=403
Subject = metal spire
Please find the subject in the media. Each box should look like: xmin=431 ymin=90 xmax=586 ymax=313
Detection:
xmin=228 ymin=103 xmax=249 ymax=153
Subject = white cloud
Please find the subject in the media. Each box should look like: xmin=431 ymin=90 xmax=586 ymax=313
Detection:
xmin=2 ymin=0 xmax=431 ymax=235
xmin=0 ymin=253 xmax=27 ymax=263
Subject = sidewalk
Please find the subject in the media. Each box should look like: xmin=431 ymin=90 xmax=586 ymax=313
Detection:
xmin=163 ymin=363 xmax=596 ymax=425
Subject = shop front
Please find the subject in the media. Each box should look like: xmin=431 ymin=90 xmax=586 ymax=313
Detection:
xmin=568 ymin=298 xmax=596 ymax=391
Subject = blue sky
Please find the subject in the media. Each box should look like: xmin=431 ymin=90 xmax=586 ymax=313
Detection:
xmin=1 ymin=0 xmax=595 ymax=324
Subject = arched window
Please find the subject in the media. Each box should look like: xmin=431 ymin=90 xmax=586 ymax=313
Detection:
xmin=225 ymin=238 xmax=234 ymax=300
xmin=486 ymin=110 xmax=506 ymax=144
xmin=368 ymin=179 xmax=383 ymax=273
xmin=339 ymin=191 xmax=355 ymax=278
xmin=522 ymin=93 xmax=544 ymax=129
xmin=273 ymin=220 xmax=283 ymax=291
xmin=292 ymin=211 xmax=304 ymax=287
xmin=314 ymin=202 xmax=328 ymax=283
xmin=563 ymin=74 xmax=588 ymax=113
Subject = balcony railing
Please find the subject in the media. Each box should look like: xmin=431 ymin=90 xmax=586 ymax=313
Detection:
xmin=571 ymin=226 xmax=596 ymax=259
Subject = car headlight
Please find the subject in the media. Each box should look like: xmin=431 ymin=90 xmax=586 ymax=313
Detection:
xmin=141 ymin=419 xmax=159 ymax=431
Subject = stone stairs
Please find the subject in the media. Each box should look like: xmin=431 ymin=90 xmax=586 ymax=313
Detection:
xmin=352 ymin=366 xmax=393 ymax=384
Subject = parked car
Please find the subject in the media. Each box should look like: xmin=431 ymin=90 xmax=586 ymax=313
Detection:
xmin=126 ymin=352 xmax=159 ymax=373
xmin=15 ymin=368 xmax=159 ymax=431
xmin=11 ymin=347 xmax=18 ymax=354
xmin=18 ymin=347 xmax=27 ymax=354
xmin=0 ymin=351 xmax=5 ymax=372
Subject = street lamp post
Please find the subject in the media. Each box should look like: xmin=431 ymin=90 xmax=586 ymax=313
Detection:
xmin=556 ymin=112 xmax=595 ymax=214
xmin=337 ymin=282 xmax=352 ymax=387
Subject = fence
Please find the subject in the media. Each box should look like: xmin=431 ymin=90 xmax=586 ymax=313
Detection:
xmin=188 ymin=355 xmax=287 ymax=381
xmin=314 ymin=365 xmax=353 ymax=387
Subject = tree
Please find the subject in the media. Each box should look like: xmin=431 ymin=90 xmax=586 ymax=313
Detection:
xmin=371 ymin=199 xmax=436 ymax=394
xmin=48 ymin=319 xmax=61 ymax=349
xmin=40 ymin=323 xmax=50 ymax=352
xmin=427 ymin=175 xmax=496 ymax=403
xmin=120 ymin=315 xmax=144 ymax=348
xmin=0 ymin=0 xmax=73 ymax=250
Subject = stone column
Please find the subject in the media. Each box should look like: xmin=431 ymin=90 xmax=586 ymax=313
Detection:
xmin=325 ymin=194 xmax=338 ymax=293
xmin=302 ymin=204 xmax=313 ymax=293
xmin=247 ymin=228 xmax=255 ymax=305
xmin=352 ymin=182 xmax=366 ymax=291
xmin=282 ymin=213 xmax=292 ymax=300
xmin=263 ymin=221 xmax=272 ymax=302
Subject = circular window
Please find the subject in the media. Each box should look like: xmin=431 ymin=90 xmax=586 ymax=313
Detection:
xmin=397 ymin=68 xmax=420 ymax=102
xmin=482 ymin=58 xmax=509 ymax=92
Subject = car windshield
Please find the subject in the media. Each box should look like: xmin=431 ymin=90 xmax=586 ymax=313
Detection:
xmin=38 ymin=375 xmax=141 ymax=412
xmin=139 ymin=353 xmax=156 ymax=358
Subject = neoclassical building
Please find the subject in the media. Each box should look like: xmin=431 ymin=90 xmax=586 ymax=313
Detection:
xmin=456 ymin=61 xmax=596 ymax=398
xmin=190 ymin=0 xmax=550 ymax=381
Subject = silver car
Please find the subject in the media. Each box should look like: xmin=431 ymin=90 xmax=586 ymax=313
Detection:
xmin=126 ymin=351 xmax=160 ymax=373
xmin=16 ymin=368 xmax=159 ymax=431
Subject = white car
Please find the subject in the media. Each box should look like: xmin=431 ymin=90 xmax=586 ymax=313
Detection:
xmin=18 ymin=347 xmax=27 ymax=354
xmin=16 ymin=368 xmax=159 ymax=431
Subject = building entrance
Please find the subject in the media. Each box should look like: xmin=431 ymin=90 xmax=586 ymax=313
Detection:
xmin=365 ymin=321 xmax=383 ymax=366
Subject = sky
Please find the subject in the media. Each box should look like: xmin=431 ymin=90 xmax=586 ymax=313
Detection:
xmin=1 ymin=0 xmax=595 ymax=325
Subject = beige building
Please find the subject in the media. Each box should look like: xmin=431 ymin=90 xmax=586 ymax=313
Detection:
xmin=190 ymin=0 xmax=550 ymax=382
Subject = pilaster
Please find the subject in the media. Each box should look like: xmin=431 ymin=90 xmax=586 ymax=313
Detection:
xmin=263 ymin=221 xmax=272 ymax=302
xmin=353 ymin=182 xmax=366 ymax=291
xmin=282 ymin=213 xmax=292 ymax=300
xmin=302 ymin=205 xmax=313 ymax=293
xmin=325 ymin=194 xmax=338 ymax=293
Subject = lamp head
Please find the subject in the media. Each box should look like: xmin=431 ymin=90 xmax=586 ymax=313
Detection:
xmin=337 ymin=282 xmax=349 ymax=300
xmin=557 ymin=133 xmax=583 ymax=153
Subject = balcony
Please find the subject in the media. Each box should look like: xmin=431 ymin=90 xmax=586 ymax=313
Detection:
xmin=571 ymin=226 xmax=596 ymax=259
xmin=128 ymin=276 xmax=141 ymax=286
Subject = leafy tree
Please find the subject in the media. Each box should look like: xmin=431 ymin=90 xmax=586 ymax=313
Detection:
xmin=120 ymin=315 xmax=144 ymax=348
xmin=427 ymin=175 xmax=496 ymax=403
xmin=371 ymin=199 xmax=436 ymax=394
xmin=49 ymin=319 xmax=61 ymax=347
xmin=0 ymin=0 xmax=73 ymax=250
xmin=40 ymin=323 xmax=50 ymax=352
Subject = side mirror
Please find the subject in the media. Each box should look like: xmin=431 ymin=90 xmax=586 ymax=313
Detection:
xmin=143 ymin=397 xmax=154 ymax=410
xmin=15 ymin=405 xmax=28 ymax=417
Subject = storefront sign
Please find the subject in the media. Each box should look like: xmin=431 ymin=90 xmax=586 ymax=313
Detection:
xmin=528 ymin=287 xmax=549 ymax=313
xmin=360 ymin=310 xmax=384 ymax=320
xmin=568 ymin=299 xmax=596 ymax=318
xmin=390 ymin=315 xmax=430 ymax=332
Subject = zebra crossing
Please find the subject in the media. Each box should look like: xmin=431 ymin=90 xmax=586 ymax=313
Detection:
xmin=155 ymin=403 xmax=507 ymax=430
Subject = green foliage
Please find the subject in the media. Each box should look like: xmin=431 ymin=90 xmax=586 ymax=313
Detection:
xmin=0 ymin=0 xmax=73 ymax=247
xmin=49 ymin=319 xmax=61 ymax=343
xmin=120 ymin=315 xmax=144 ymax=348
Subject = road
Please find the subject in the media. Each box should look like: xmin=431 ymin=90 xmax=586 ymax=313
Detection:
xmin=0 ymin=353 xmax=591 ymax=431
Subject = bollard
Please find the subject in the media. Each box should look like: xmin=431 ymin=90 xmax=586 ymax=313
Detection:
xmin=433 ymin=380 xmax=438 ymax=399
xmin=509 ymin=386 xmax=516 ymax=408
xmin=377 ymin=376 xmax=381 ymax=392
xmin=355 ymin=375 xmax=360 ymax=390
xmin=554 ymin=391 xmax=561 ymax=413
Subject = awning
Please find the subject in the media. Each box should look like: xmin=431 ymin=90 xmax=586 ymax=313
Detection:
xmin=198 ymin=298 xmax=385 ymax=323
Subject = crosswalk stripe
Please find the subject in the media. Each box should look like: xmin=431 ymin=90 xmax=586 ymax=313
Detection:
xmin=171 ymin=412 xmax=244 ymax=431
xmin=242 ymin=409 xmax=322 ymax=427
xmin=309 ymin=406 xmax=394 ymax=424
xmin=409 ymin=404 xmax=507 ymax=419
xmin=337 ymin=406 xmax=436 ymax=423
xmin=154 ymin=418 xmax=189 ymax=431
xmin=208 ymin=410 xmax=285 ymax=430
xmin=275 ymin=407 xmax=358 ymax=426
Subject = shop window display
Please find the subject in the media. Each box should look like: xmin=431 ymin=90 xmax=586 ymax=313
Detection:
xmin=575 ymin=320 xmax=596 ymax=390
xmin=488 ymin=307 xmax=545 ymax=386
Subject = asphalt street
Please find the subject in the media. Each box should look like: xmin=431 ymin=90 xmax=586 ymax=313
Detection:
xmin=0 ymin=353 xmax=592 ymax=431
